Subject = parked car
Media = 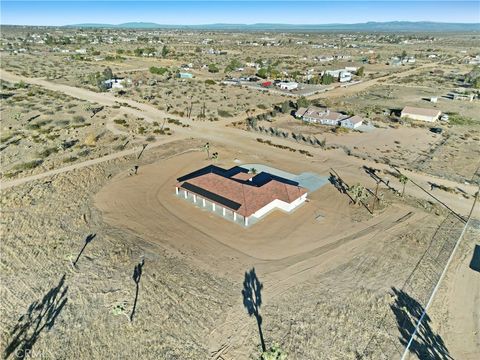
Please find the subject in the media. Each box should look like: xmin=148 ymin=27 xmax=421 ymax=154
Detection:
xmin=430 ymin=127 xmax=443 ymax=134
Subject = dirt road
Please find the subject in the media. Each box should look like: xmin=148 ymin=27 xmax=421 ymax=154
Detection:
xmin=307 ymin=62 xmax=439 ymax=100
xmin=1 ymin=68 xmax=477 ymax=218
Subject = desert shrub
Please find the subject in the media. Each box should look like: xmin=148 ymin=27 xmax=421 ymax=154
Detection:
xmin=77 ymin=148 xmax=91 ymax=157
xmin=37 ymin=147 xmax=59 ymax=158
xmin=63 ymin=156 xmax=78 ymax=163
xmin=73 ymin=115 xmax=85 ymax=123
xmin=218 ymin=109 xmax=233 ymax=117
xmin=114 ymin=119 xmax=127 ymax=125
xmin=13 ymin=159 xmax=43 ymax=171
xmin=149 ymin=66 xmax=168 ymax=75
xmin=55 ymin=119 xmax=70 ymax=127
xmin=447 ymin=113 xmax=476 ymax=125
xmin=333 ymin=126 xmax=349 ymax=133
xmin=84 ymin=133 xmax=97 ymax=146
xmin=205 ymin=79 xmax=216 ymax=85
xmin=145 ymin=135 xmax=156 ymax=142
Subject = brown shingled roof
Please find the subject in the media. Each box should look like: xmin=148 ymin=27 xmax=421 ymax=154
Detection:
xmin=177 ymin=172 xmax=307 ymax=217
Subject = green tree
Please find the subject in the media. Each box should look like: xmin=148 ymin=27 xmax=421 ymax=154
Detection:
xmin=161 ymin=45 xmax=169 ymax=58
xmin=357 ymin=66 xmax=365 ymax=77
xmin=296 ymin=96 xmax=310 ymax=109
xmin=473 ymin=77 xmax=480 ymax=89
xmin=257 ymin=68 xmax=268 ymax=79
xmin=321 ymin=73 xmax=335 ymax=85
xmin=203 ymin=142 xmax=210 ymax=159
xmin=281 ymin=101 xmax=290 ymax=114
xmin=225 ymin=58 xmax=243 ymax=73
xmin=149 ymin=66 xmax=168 ymax=75
xmin=401 ymin=50 xmax=408 ymax=59
xmin=399 ymin=174 xmax=409 ymax=197
xmin=102 ymin=67 xmax=113 ymax=80
xmin=208 ymin=63 xmax=219 ymax=73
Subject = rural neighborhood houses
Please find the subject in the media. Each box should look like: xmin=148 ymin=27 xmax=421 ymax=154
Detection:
xmin=340 ymin=115 xmax=364 ymax=129
xmin=175 ymin=165 xmax=308 ymax=227
xmin=400 ymin=106 xmax=441 ymax=122
xmin=295 ymin=106 xmax=364 ymax=128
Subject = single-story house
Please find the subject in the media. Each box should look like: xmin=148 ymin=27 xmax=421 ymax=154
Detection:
xmin=296 ymin=106 xmax=347 ymax=126
xmin=175 ymin=165 xmax=308 ymax=226
xmin=400 ymin=106 xmax=441 ymax=122
xmin=104 ymin=78 xmax=126 ymax=90
xmin=278 ymin=81 xmax=298 ymax=91
xmin=340 ymin=115 xmax=364 ymax=129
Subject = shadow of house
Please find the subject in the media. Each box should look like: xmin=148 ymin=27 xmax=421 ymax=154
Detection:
xmin=4 ymin=275 xmax=68 ymax=359
xmin=390 ymin=287 xmax=452 ymax=360
xmin=469 ymin=244 xmax=480 ymax=272
xmin=242 ymin=268 xmax=266 ymax=352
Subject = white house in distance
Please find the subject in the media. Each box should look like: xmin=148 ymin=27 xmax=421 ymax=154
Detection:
xmin=296 ymin=106 xmax=365 ymax=129
xmin=295 ymin=106 xmax=345 ymax=126
xmin=340 ymin=115 xmax=363 ymax=129
xmin=104 ymin=78 xmax=127 ymax=90
xmin=324 ymin=69 xmax=353 ymax=82
xmin=401 ymin=106 xmax=441 ymax=122
xmin=175 ymin=165 xmax=308 ymax=227
xmin=278 ymin=81 xmax=298 ymax=91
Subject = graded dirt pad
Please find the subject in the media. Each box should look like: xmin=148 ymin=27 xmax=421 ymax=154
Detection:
xmin=1 ymin=136 xmax=477 ymax=359
xmin=92 ymin=143 xmax=461 ymax=359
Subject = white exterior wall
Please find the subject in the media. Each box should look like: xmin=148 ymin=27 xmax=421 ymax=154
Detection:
xmin=279 ymin=82 xmax=298 ymax=91
xmin=251 ymin=193 xmax=307 ymax=219
xmin=401 ymin=113 xmax=438 ymax=122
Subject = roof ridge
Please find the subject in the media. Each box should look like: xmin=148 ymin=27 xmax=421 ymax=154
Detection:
xmin=241 ymin=183 xmax=248 ymax=216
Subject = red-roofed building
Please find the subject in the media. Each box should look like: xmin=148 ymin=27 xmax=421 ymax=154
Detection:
xmin=175 ymin=166 xmax=308 ymax=226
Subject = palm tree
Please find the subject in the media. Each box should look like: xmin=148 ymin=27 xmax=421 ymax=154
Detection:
xmin=249 ymin=168 xmax=257 ymax=175
xmin=211 ymin=152 xmax=219 ymax=161
xmin=203 ymin=142 xmax=210 ymax=159
xmin=399 ymin=174 xmax=409 ymax=197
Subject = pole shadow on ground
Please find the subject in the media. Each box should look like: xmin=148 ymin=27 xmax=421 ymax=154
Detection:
xmin=390 ymin=287 xmax=452 ymax=360
xmin=73 ymin=233 xmax=96 ymax=268
xmin=130 ymin=259 xmax=145 ymax=322
xmin=469 ymin=244 xmax=480 ymax=272
xmin=242 ymin=268 xmax=266 ymax=352
xmin=4 ymin=275 xmax=68 ymax=360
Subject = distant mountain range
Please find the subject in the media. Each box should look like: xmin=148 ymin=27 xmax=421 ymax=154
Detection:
xmin=64 ymin=21 xmax=480 ymax=32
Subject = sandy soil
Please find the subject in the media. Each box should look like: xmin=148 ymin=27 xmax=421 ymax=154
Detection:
xmin=426 ymin=228 xmax=480 ymax=360
xmin=2 ymin=32 xmax=479 ymax=359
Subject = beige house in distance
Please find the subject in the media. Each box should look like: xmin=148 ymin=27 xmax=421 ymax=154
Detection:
xmin=400 ymin=106 xmax=441 ymax=122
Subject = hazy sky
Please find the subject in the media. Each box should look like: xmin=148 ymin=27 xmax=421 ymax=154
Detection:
xmin=1 ymin=1 xmax=479 ymax=26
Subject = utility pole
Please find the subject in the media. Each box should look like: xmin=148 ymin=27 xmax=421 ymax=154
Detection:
xmin=371 ymin=179 xmax=380 ymax=212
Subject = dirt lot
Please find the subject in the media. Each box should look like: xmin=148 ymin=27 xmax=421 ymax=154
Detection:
xmin=1 ymin=27 xmax=479 ymax=360
xmin=2 ymin=138 xmax=478 ymax=359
